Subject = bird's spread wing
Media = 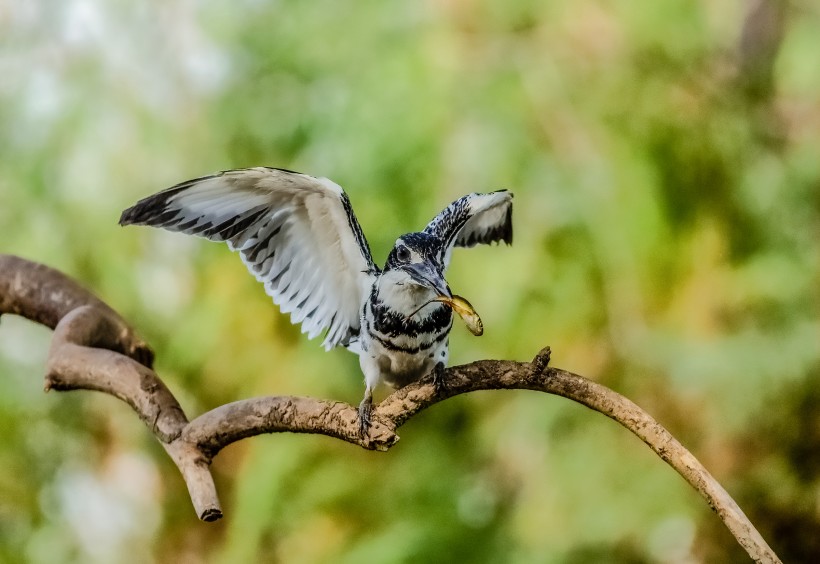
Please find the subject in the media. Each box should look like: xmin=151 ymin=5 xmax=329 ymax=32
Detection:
xmin=120 ymin=167 xmax=378 ymax=350
xmin=423 ymin=190 xmax=513 ymax=269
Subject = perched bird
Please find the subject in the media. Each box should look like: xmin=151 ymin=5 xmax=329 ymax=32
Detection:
xmin=120 ymin=167 xmax=513 ymax=433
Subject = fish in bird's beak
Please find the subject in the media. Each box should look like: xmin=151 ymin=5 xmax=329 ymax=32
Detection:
xmin=408 ymin=294 xmax=484 ymax=336
xmin=403 ymin=261 xmax=452 ymax=299
xmin=403 ymin=262 xmax=483 ymax=335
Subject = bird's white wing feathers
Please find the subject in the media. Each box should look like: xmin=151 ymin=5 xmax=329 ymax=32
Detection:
xmin=120 ymin=167 xmax=378 ymax=350
xmin=424 ymin=190 xmax=513 ymax=269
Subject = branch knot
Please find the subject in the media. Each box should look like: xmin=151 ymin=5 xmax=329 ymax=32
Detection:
xmin=531 ymin=346 xmax=552 ymax=374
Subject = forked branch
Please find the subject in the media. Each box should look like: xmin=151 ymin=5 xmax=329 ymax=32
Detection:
xmin=0 ymin=255 xmax=780 ymax=563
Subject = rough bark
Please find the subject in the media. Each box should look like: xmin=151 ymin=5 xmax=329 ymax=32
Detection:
xmin=0 ymin=254 xmax=781 ymax=563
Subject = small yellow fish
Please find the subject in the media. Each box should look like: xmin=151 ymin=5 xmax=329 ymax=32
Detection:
xmin=408 ymin=294 xmax=484 ymax=336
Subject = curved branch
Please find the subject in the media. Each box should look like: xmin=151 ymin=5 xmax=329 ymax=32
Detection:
xmin=0 ymin=255 xmax=781 ymax=562
xmin=0 ymin=255 xmax=155 ymax=367
xmin=45 ymin=305 xmax=188 ymax=443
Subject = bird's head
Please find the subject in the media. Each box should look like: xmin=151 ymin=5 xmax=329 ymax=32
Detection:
xmin=384 ymin=232 xmax=451 ymax=299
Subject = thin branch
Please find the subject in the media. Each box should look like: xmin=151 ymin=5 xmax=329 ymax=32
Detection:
xmin=0 ymin=254 xmax=781 ymax=562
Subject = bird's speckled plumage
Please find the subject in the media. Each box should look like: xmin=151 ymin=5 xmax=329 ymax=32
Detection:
xmin=120 ymin=167 xmax=513 ymax=432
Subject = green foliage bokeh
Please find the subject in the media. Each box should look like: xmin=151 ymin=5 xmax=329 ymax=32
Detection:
xmin=1 ymin=1 xmax=818 ymax=562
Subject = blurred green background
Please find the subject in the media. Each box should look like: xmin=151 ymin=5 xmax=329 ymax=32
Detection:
xmin=1 ymin=0 xmax=818 ymax=562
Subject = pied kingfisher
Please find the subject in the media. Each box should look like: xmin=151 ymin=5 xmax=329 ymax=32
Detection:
xmin=120 ymin=167 xmax=513 ymax=433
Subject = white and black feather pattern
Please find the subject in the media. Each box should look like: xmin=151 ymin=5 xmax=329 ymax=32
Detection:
xmin=423 ymin=190 xmax=513 ymax=269
xmin=119 ymin=167 xmax=378 ymax=350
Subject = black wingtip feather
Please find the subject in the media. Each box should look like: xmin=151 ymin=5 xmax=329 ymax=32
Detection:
xmin=119 ymin=173 xmax=223 ymax=227
xmin=119 ymin=196 xmax=162 ymax=227
xmin=118 ymin=208 xmax=135 ymax=227
xmin=119 ymin=192 xmax=174 ymax=227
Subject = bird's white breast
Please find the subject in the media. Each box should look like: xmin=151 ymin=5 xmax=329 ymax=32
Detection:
xmin=358 ymin=272 xmax=452 ymax=389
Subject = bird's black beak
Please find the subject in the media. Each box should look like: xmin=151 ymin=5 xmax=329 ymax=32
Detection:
xmin=404 ymin=261 xmax=452 ymax=298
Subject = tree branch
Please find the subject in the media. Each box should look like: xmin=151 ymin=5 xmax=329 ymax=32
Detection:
xmin=0 ymin=255 xmax=781 ymax=562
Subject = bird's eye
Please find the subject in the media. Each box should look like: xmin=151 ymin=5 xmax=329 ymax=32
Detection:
xmin=396 ymin=246 xmax=411 ymax=262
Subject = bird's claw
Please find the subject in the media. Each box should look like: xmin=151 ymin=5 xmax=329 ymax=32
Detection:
xmin=358 ymin=397 xmax=373 ymax=437
xmin=432 ymin=361 xmax=448 ymax=394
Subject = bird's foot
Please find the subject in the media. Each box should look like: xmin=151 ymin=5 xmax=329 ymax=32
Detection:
xmin=432 ymin=361 xmax=448 ymax=394
xmin=358 ymin=396 xmax=373 ymax=437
